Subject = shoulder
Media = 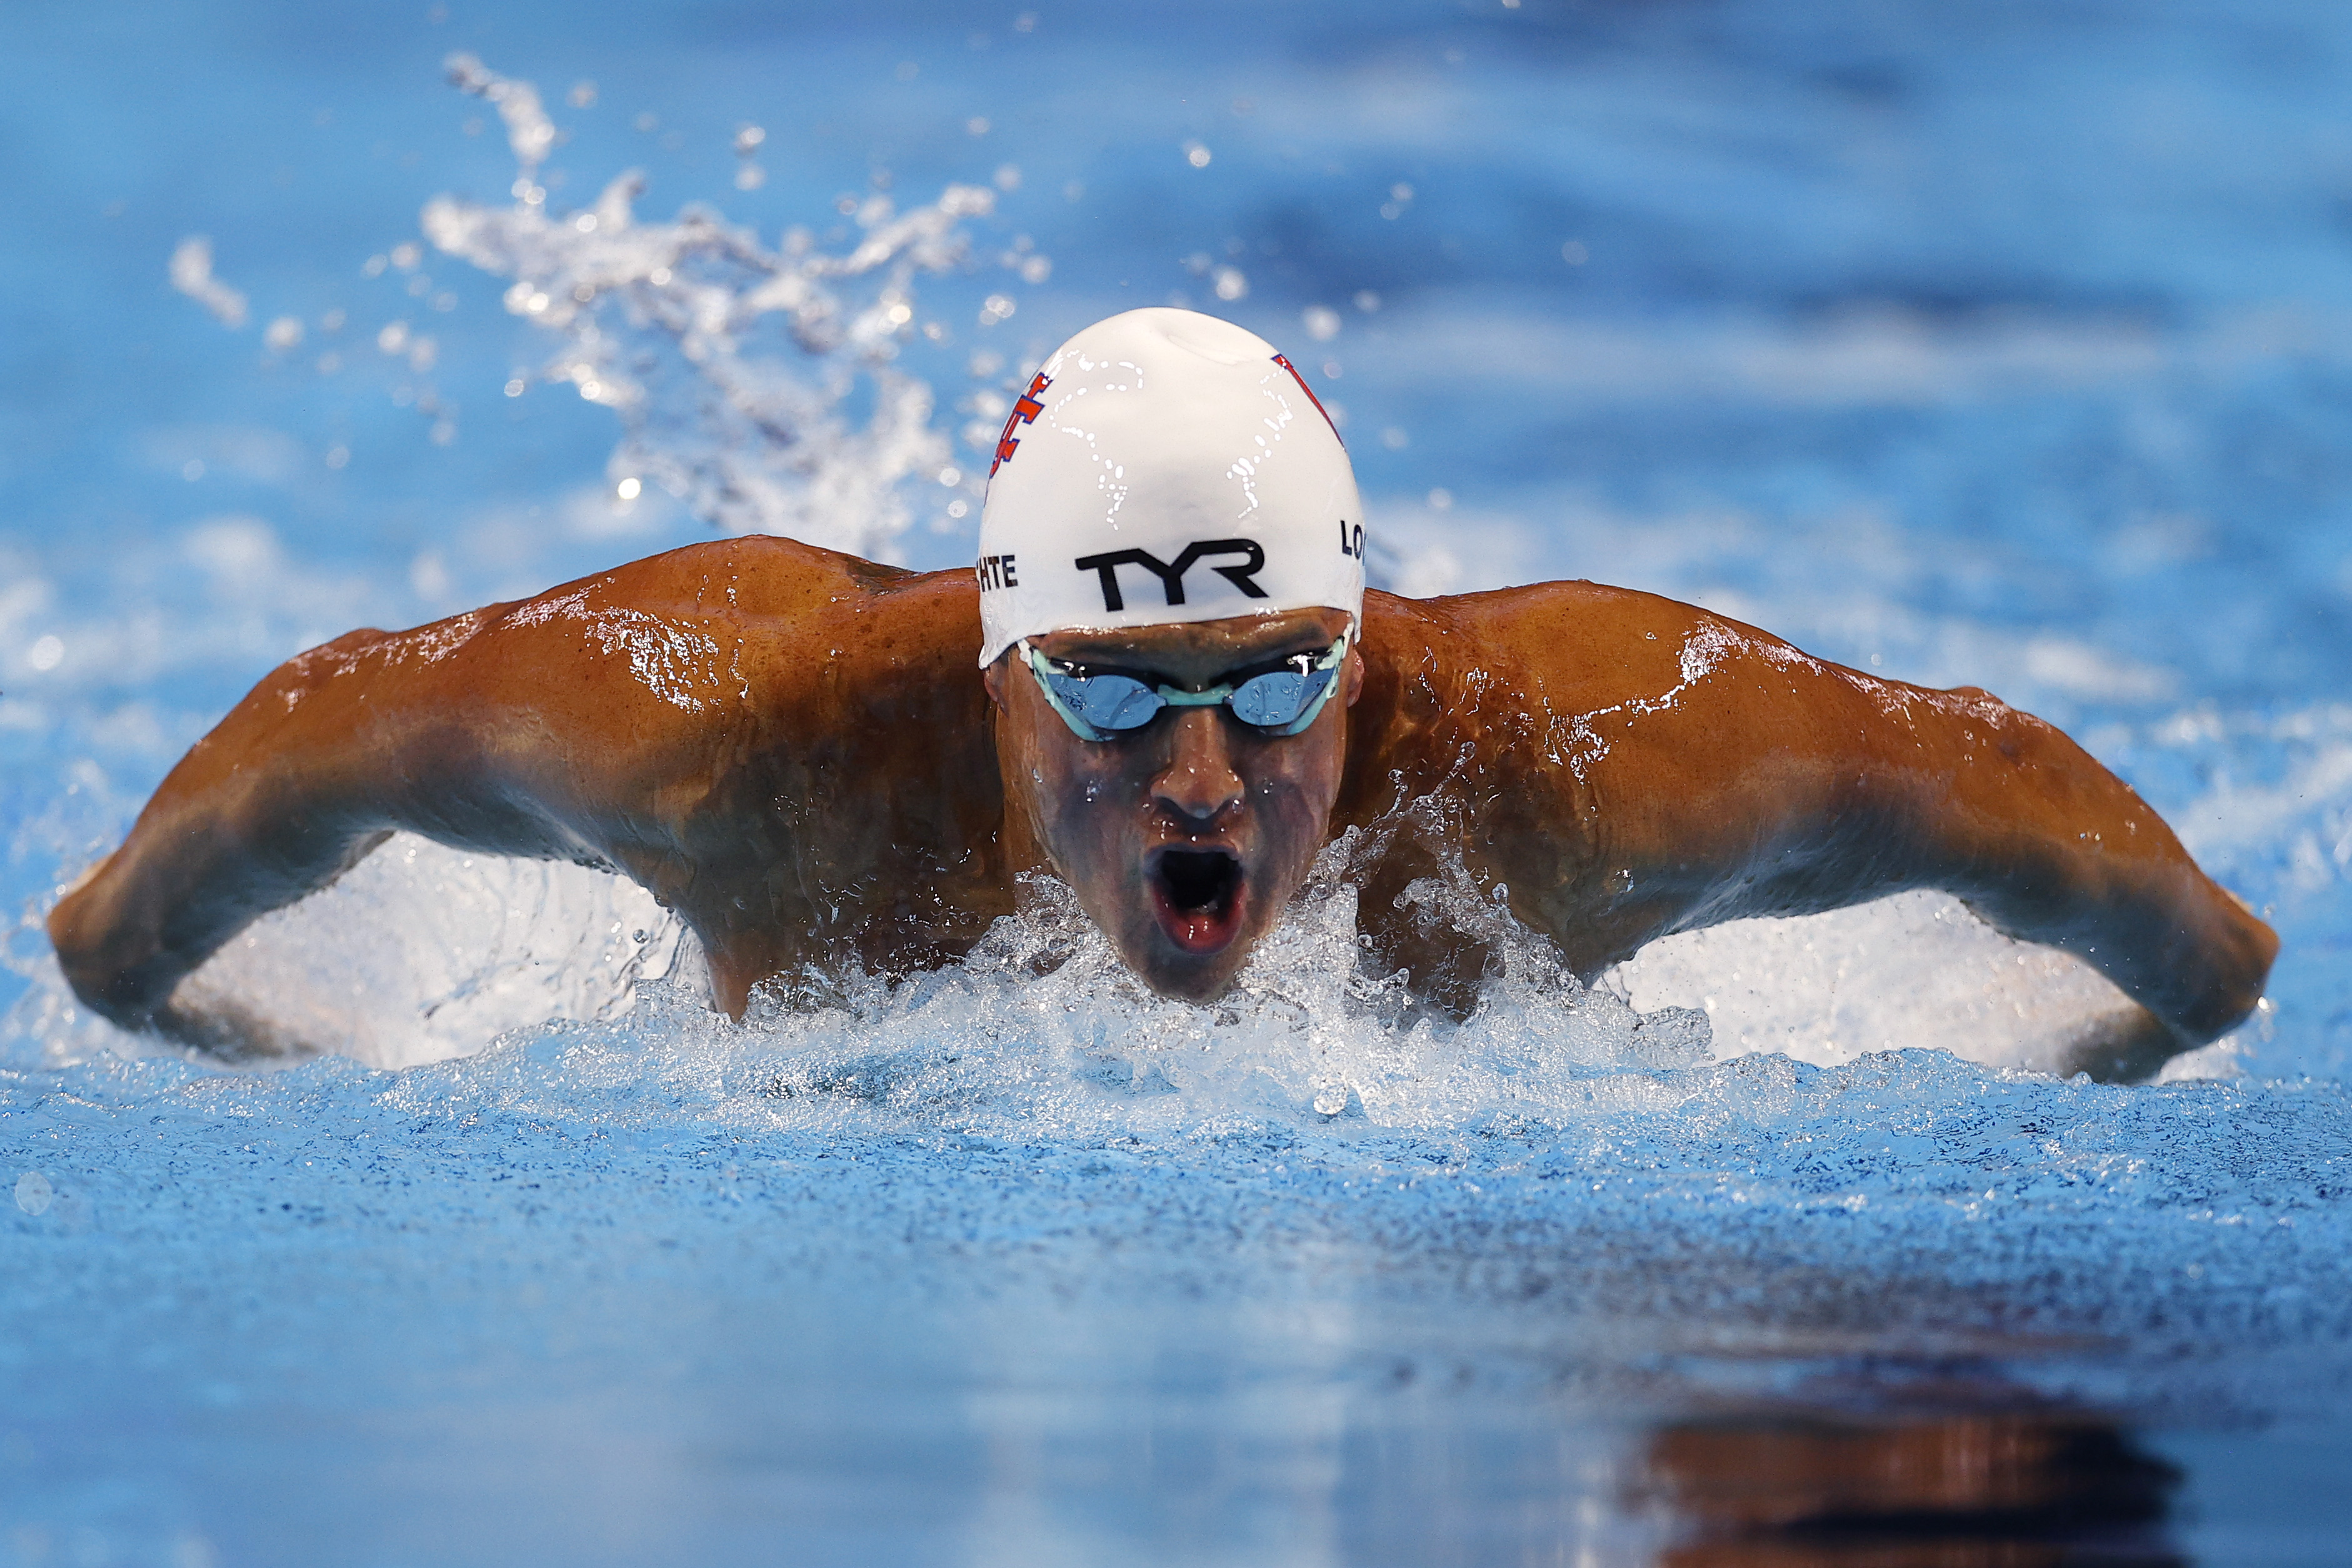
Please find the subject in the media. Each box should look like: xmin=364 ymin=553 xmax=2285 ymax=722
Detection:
xmin=296 ymin=541 xmax=981 ymax=737
xmin=1346 ymin=579 xmax=1891 ymax=786
xmin=1372 ymin=577 xmax=1776 ymax=652
xmin=485 ymin=537 xmax=951 ymax=623
xmin=439 ymin=539 xmax=971 ymax=663
xmin=1360 ymin=580 xmax=1801 ymax=706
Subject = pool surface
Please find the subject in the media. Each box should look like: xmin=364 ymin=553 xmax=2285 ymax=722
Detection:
xmin=4 ymin=2 xmax=2351 ymax=1562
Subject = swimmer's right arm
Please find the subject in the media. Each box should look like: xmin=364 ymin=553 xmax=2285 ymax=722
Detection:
xmin=44 ymin=541 xmax=798 ymax=1039
xmin=44 ymin=611 xmax=626 ymax=1039
xmin=48 ymin=538 xmax=993 ymax=1041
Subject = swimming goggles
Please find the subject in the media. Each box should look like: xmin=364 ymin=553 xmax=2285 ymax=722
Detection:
xmin=1021 ymin=627 xmax=1351 ymax=742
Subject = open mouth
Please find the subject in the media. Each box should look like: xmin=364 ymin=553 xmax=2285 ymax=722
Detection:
xmin=1147 ymin=846 xmax=1247 ymax=954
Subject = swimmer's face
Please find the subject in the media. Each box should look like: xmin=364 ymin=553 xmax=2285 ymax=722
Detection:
xmin=986 ymin=607 xmax=1363 ymax=1002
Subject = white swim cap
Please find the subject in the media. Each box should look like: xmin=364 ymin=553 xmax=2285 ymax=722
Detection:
xmin=974 ymin=307 xmax=1365 ymax=667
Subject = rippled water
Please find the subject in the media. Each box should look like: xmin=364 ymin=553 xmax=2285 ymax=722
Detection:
xmin=5 ymin=2 xmax=2352 ymax=1563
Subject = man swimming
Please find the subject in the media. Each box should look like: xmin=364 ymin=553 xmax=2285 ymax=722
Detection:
xmin=48 ymin=309 xmax=2276 ymax=1080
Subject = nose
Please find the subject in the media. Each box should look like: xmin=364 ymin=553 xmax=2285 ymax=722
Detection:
xmin=1151 ymin=709 xmax=1245 ymax=827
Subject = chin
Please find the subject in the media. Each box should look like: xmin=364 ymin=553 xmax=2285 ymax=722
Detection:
xmin=1128 ymin=945 xmax=1252 ymax=1003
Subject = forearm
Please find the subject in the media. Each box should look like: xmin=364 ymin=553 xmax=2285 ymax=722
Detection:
xmin=50 ymin=812 xmax=393 ymax=1027
xmin=46 ymin=629 xmax=533 ymax=1027
xmin=1912 ymin=696 xmax=2276 ymax=1047
xmin=1967 ymin=854 xmax=2271 ymax=1049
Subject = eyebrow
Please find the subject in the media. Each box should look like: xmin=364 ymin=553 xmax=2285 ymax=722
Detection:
xmin=1047 ymin=621 xmax=1340 ymax=664
xmin=1044 ymin=632 xmax=1336 ymax=680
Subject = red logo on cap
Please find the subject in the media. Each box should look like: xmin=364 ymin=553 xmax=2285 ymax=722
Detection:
xmin=1272 ymin=354 xmax=1343 ymax=447
xmin=991 ymin=372 xmax=1052 ymax=476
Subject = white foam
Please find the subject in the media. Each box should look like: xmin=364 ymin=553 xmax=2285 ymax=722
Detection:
xmin=1608 ymin=889 xmax=2177 ymax=1077
xmin=88 ymin=836 xmax=690 ymax=1069
xmin=12 ymin=819 xmax=2212 ymax=1104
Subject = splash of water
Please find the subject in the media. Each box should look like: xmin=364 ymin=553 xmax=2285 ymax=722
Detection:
xmin=166 ymin=236 xmax=248 ymax=329
xmin=427 ymin=54 xmax=1009 ymax=560
xmin=4 ymin=788 xmax=2216 ymax=1117
xmin=3 ymin=821 xmax=1694 ymax=1091
xmin=694 ymin=833 xmax=1719 ymax=1142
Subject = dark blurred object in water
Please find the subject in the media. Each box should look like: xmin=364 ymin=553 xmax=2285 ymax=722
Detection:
xmin=1643 ymin=1414 xmax=2182 ymax=1567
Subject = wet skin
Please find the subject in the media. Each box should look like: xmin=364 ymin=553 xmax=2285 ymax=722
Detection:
xmin=47 ymin=536 xmax=2278 ymax=1079
xmin=984 ymin=607 xmax=1361 ymax=1003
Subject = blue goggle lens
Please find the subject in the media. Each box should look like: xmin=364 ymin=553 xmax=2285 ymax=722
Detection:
xmin=1228 ymin=669 xmax=1315 ymax=728
xmin=1026 ymin=634 xmax=1348 ymax=741
xmin=1054 ymin=671 xmax=1166 ymax=732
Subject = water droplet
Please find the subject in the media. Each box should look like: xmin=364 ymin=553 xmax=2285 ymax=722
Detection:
xmin=14 ymin=1172 xmax=53 ymax=1216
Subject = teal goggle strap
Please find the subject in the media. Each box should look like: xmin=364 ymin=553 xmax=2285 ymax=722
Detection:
xmin=1021 ymin=626 xmax=1352 ymax=742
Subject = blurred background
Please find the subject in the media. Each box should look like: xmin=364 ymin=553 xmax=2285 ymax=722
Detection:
xmin=5 ymin=2 xmax=2352 ymax=1563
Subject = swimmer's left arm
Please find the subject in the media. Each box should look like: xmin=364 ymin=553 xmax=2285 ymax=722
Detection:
xmin=1458 ymin=584 xmax=2277 ymax=1074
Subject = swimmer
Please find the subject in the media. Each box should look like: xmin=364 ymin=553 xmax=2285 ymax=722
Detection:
xmin=48 ymin=309 xmax=2276 ymax=1080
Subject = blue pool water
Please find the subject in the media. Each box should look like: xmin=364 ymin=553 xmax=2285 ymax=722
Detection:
xmin=4 ymin=2 xmax=2352 ymax=1562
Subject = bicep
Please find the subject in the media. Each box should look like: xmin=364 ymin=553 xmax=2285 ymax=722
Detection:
xmin=49 ymin=616 xmax=668 ymax=1019
xmin=1536 ymin=627 xmax=2128 ymax=959
xmin=1595 ymin=656 xmax=2129 ymax=913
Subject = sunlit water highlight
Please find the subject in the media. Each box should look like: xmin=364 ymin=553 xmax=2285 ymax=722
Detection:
xmin=5 ymin=5 xmax=2352 ymax=1562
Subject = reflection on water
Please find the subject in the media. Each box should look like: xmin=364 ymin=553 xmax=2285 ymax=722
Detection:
xmin=1644 ymin=1414 xmax=2179 ymax=1568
